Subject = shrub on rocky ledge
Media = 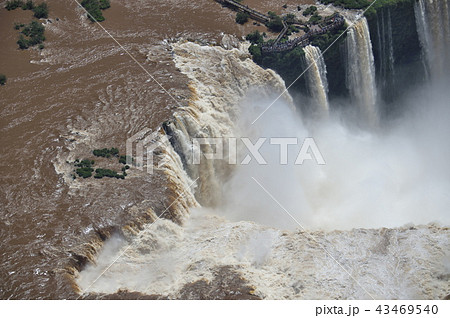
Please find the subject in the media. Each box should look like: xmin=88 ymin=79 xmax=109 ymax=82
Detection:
xmin=235 ymin=12 xmax=249 ymax=24
xmin=32 ymin=2 xmax=48 ymax=19
xmin=81 ymin=0 xmax=110 ymax=22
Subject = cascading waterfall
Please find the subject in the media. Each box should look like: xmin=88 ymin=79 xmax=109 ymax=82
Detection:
xmin=414 ymin=0 xmax=432 ymax=78
xmin=164 ymin=41 xmax=293 ymax=207
xmin=345 ymin=18 xmax=378 ymax=127
xmin=414 ymin=0 xmax=450 ymax=79
xmin=158 ymin=136 xmax=200 ymax=219
xmin=376 ymin=8 xmax=396 ymax=98
xmin=163 ymin=110 xmax=230 ymax=207
xmin=302 ymin=45 xmax=330 ymax=117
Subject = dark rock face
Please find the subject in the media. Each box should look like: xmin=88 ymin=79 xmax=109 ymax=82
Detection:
xmin=82 ymin=290 xmax=168 ymax=300
xmin=367 ymin=0 xmax=426 ymax=113
xmin=178 ymin=266 xmax=261 ymax=300
xmin=81 ymin=266 xmax=260 ymax=300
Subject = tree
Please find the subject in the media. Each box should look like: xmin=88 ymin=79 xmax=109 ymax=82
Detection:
xmin=284 ymin=13 xmax=296 ymax=24
xmin=75 ymin=159 xmax=94 ymax=168
xmin=81 ymin=0 xmax=107 ymax=22
xmin=303 ymin=6 xmax=317 ymax=17
xmin=22 ymin=0 xmax=34 ymax=10
xmin=76 ymin=167 xmax=94 ymax=178
xmin=309 ymin=13 xmax=322 ymax=24
xmin=267 ymin=15 xmax=284 ymax=32
xmin=0 ymin=74 xmax=6 ymax=86
xmin=99 ymin=0 xmax=110 ymax=10
xmin=235 ymin=12 xmax=249 ymax=25
xmin=94 ymin=168 xmax=123 ymax=179
xmin=268 ymin=11 xmax=277 ymax=19
xmin=93 ymin=147 xmax=120 ymax=158
xmin=5 ymin=0 xmax=24 ymax=11
xmin=248 ymin=45 xmax=262 ymax=64
xmin=17 ymin=35 xmax=29 ymax=49
xmin=246 ymin=30 xmax=264 ymax=45
xmin=33 ymin=2 xmax=49 ymax=19
xmin=320 ymin=0 xmax=370 ymax=10
xmin=18 ymin=20 xmax=45 ymax=48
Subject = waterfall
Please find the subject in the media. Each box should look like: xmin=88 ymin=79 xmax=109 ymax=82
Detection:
xmin=376 ymin=8 xmax=396 ymax=98
xmin=165 ymin=41 xmax=293 ymax=207
xmin=303 ymin=45 xmax=330 ymax=117
xmin=414 ymin=0 xmax=450 ymax=79
xmin=345 ymin=18 xmax=378 ymax=127
xmin=75 ymin=38 xmax=450 ymax=300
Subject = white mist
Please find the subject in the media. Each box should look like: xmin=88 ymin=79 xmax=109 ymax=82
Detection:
xmin=217 ymin=81 xmax=450 ymax=230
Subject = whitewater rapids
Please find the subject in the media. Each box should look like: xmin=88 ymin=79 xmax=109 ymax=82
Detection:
xmin=77 ymin=210 xmax=449 ymax=299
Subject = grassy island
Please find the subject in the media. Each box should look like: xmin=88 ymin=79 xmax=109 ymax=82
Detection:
xmin=72 ymin=147 xmax=130 ymax=180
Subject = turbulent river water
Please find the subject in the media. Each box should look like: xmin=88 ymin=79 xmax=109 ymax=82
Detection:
xmin=1 ymin=0 xmax=449 ymax=300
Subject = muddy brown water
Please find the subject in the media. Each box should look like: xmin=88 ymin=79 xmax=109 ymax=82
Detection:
xmin=0 ymin=0 xmax=313 ymax=299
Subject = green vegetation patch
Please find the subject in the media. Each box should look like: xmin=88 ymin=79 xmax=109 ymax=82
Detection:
xmin=74 ymin=159 xmax=95 ymax=178
xmin=22 ymin=0 xmax=34 ymax=10
xmin=119 ymin=155 xmax=132 ymax=164
xmin=5 ymin=1 xmax=48 ymax=19
xmin=0 ymin=74 xmax=6 ymax=86
xmin=16 ymin=20 xmax=45 ymax=49
xmin=319 ymin=0 xmax=413 ymax=14
xmin=246 ymin=30 xmax=265 ymax=45
xmin=246 ymin=11 xmax=348 ymax=96
xmin=76 ymin=167 xmax=94 ymax=178
xmin=319 ymin=0 xmax=370 ymax=10
xmin=309 ymin=19 xmax=347 ymax=51
xmin=309 ymin=13 xmax=322 ymax=24
xmin=71 ymin=147 xmax=130 ymax=180
xmin=266 ymin=12 xmax=284 ymax=32
xmin=364 ymin=0 xmax=415 ymax=18
xmin=94 ymin=168 xmax=124 ymax=179
xmin=235 ymin=11 xmax=249 ymax=24
xmin=284 ymin=13 xmax=297 ymax=25
xmin=303 ymin=6 xmax=317 ymax=16
xmin=14 ymin=23 xmax=25 ymax=30
xmin=6 ymin=1 xmax=48 ymax=49
xmin=81 ymin=0 xmax=110 ymax=22
xmin=92 ymin=147 xmax=119 ymax=158
xmin=32 ymin=2 xmax=48 ymax=19
xmin=98 ymin=0 xmax=110 ymax=10
xmin=75 ymin=159 xmax=95 ymax=168
xmin=5 ymin=0 xmax=25 ymax=10
xmin=257 ymin=46 xmax=307 ymax=92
